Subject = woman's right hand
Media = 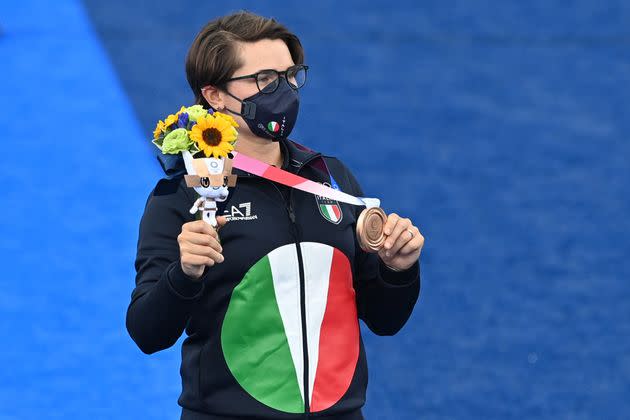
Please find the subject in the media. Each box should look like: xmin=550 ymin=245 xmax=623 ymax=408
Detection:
xmin=178 ymin=216 xmax=228 ymax=280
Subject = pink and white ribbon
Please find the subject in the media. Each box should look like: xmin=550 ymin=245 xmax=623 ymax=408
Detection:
xmin=232 ymin=152 xmax=380 ymax=209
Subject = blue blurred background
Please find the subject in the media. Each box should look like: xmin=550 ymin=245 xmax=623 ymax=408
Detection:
xmin=1 ymin=0 xmax=629 ymax=418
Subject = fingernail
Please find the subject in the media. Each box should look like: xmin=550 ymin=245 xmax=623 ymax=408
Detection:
xmin=219 ymin=256 xmax=224 ymax=263
xmin=385 ymin=229 xmax=390 ymax=235
xmin=385 ymin=242 xmax=391 ymax=249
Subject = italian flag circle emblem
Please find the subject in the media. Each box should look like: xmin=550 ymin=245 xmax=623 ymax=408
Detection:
xmin=267 ymin=121 xmax=280 ymax=132
xmin=221 ymin=242 xmax=360 ymax=413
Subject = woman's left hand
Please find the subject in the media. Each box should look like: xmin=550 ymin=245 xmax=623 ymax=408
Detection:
xmin=377 ymin=213 xmax=425 ymax=271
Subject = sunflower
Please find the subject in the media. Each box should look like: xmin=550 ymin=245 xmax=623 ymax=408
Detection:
xmin=189 ymin=114 xmax=237 ymax=158
xmin=153 ymin=120 xmax=165 ymax=140
xmin=163 ymin=113 xmax=178 ymax=129
xmin=213 ymin=111 xmax=239 ymax=128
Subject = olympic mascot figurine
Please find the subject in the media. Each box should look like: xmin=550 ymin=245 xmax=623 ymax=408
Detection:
xmin=182 ymin=150 xmax=236 ymax=227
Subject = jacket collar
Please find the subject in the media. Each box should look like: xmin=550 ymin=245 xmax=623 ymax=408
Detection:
xmin=156 ymin=138 xmax=322 ymax=180
xmin=284 ymin=138 xmax=322 ymax=171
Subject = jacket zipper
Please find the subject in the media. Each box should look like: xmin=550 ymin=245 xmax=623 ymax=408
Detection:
xmin=290 ymin=189 xmax=312 ymax=418
xmin=264 ymin=154 xmax=320 ymax=417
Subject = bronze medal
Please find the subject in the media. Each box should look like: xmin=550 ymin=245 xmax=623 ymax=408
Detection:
xmin=356 ymin=207 xmax=387 ymax=252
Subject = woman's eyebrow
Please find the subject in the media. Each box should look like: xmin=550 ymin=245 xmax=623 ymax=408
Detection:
xmin=251 ymin=64 xmax=296 ymax=73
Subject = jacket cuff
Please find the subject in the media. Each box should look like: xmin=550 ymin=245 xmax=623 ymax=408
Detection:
xmin=166 ymin=260 xmax=206 ymax=300
xmin=379 ymin=259 xmax=420 ymax=286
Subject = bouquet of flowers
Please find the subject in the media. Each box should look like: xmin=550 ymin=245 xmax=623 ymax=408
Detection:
xmin=152 ymin=104 xmax=238 ymax=158
xmin=152 ymin=105 xmax=239 ymax=226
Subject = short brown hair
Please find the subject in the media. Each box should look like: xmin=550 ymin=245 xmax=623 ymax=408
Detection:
xmin=186 ymin=11 xmax=305 ymax=108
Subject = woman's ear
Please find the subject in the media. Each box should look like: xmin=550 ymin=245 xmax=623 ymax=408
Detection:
xmin=201 ymin=85 xmax=225 ymax=110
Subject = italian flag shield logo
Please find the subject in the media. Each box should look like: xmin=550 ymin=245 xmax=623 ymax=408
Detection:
xmin=315 ymin=195 xmax=343 ymax=224
xmin=221 ymin=242 xmax=359 ymax=413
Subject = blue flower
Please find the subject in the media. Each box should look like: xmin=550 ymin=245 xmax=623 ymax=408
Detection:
xmin=177 ymin=112 xmax=189 ymax=128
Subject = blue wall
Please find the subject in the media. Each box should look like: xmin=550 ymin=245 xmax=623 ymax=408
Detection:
xmin=1 ymin=0 xmax=629 ymax=418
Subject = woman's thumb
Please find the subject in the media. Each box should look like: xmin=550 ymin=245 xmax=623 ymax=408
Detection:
xmin=216 ymin=215 xmax=229 ymax=227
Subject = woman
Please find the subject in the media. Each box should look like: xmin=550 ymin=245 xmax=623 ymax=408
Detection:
xmin=127 ymin=11 xmax=425 ymax=420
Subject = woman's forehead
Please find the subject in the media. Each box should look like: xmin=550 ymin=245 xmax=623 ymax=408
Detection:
xmin=234 ymin=39 xmax=295 ymax=75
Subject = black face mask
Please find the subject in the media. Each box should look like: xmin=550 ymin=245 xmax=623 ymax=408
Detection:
xmin=223 ymin=79 xmax=300 ymax=141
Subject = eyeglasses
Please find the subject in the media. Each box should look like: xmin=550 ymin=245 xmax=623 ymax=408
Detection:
xmin=223 ymin=64 xmax=309 ymax=94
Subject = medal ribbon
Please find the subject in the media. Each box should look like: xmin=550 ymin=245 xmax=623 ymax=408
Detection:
xmin=232 ymin=152 xmax=380 ymax=209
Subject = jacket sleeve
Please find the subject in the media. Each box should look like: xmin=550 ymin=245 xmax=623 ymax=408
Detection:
xmin=126 ymin=177 xmax=209 ymax=354
xmin=341 ymin=161 xmax=422 ymax=336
